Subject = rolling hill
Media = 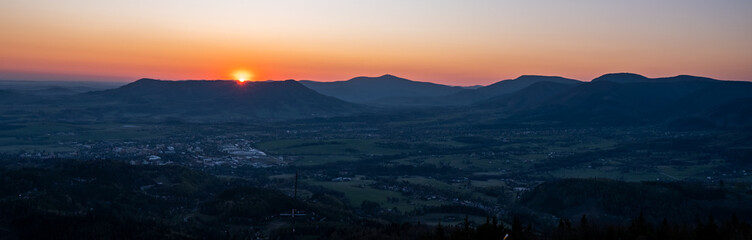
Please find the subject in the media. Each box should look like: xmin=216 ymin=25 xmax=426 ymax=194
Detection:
xmin=592 ymin=73 xmax=717 ymax=83
xmin=476 ymin=81 xmax=578 ymax=110
xmin=63 ymin=79 xmax=363 ymax=121
xmin=2 ymin=73 xmax=750 ymax=126
xmin=521 ymin=178 xmax=752 ymax=224
xmin=479 ymin=74 xmax=752 ymax=126
xmin=351 ymin=75 xmax=582 ymax=107
xmin=300 ymin=74 xmax=465 ymax=103
xmin=448 ymin=75 xmax=582 ymax=104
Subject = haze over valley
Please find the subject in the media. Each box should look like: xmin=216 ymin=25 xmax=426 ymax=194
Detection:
xmin=2 ymin=0 xmax=752 ymax=239
xmin=1 ymin=72 xmax=751 ymax=239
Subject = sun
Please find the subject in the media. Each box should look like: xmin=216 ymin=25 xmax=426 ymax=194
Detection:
xmin=232 ymin=70 xmax=253 ymax=82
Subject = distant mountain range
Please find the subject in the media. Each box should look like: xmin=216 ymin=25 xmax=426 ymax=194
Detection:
xmin=300 ymin=74 xmax=466 ymax=103
xmin=443 ymin=75 xmax=582 ymax=105
xmin=1 ymin=73 xmax=750 ymax=126
xmin=591 ymin=73 xmax=717 ymax=83
xmin=0 ymin=79 xmax=124 ymax=96
xmin=475 ymin=74 xmax=752 ymax=127
xmin=42 ymin=79 xmax=358 ymax=121
xmin=298 ymin=73 xmax=752 ymax=127
xmin=301 ymin=74 xmax=581 ymax=106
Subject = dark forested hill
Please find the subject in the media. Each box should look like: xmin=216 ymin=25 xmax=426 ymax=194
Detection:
xmin=475 ymin=81 xmax=578 ymax=110
xmin=0 ymin=161 xmax=351 ymax=239
xmin=63 ymin=79 xmax=363 ymax=121
xmin=300 ymin=74 xmax=465 ymax=103
xmin=359 ymin=75 xmax=582 ymax=107
xmin=520 ymin=178 xmax=752 ymax=224
xmin=476 ymin=75 xmax=752 ymax=127
xmin=447 ymin=75 xmax=582 ymax=104
xmin=592 ymin=73 xmax=717 ymax=83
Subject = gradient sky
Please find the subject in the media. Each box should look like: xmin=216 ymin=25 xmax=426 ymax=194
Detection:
xmin=1 ymin=0 xmax=751 ymax=86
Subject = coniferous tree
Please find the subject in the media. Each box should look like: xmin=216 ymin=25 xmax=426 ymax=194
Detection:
xmin=435 ymin=222 xmax=445 ymax=240
xmin=629 ymin=210 xmax=653 ymax=239
xmin=554 ymin=218 xmax=572 ymax=240
xmin=512 ymin=215 xmax=523 ymax=239
xmin=476 ymin=216 xmax=495 ymax=240
xmin=656 ymin=217 xmax=670 ymax=240
xmin=579 ymin=214 xmax=591 ymax=240
xmin=703 ymin=215 xmax=719 ymax=239
xmin=461 ymin=215 xmax=472 ymax=240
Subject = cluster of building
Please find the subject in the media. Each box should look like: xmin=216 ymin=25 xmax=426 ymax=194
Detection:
xmin=17 ymin=137 xmax=287 ymax=169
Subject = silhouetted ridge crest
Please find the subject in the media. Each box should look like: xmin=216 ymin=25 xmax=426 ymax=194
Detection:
xmin=439 ymin=75 xmax=582 ymax=105
xmin=654 ymin=75 xmax=717 ymax=82
xmin=592 ymin=73 xmax=718 ymax=83
xmin=514 ymin=75 xmax=575 ymax=82
xmin=348 ymin=74 xmax=411 ymax=83
xmin=300 ymin=74 xmax=464 ymax=103
xmin=121 ymin=78 xmax=162 ymax=87
xmin=477 ymin=81 xmax=576 ymax=110
xmin=73 ymin=79 xmax=360 ymax=121
xmin=592 ymin=73 xmax=650 ymax=83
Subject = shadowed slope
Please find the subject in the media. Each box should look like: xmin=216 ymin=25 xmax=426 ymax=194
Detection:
xmin=497 ymin=75 xmax=752 ymax=126
xmin=442 ymin=75 xmax=582 ymax=105
xmin=300 ymin=74 xmax=465 ymax=103
xmin=67 ymin=79 xmax=362 ymax=121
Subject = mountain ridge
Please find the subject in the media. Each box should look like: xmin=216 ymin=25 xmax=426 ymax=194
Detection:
xmin=300 ymin=74 xmax=465 ymax=103
xmin=65 ymin=78 xmax=363 ymax=121
xmin=592 ymin=73 xmax=719 ymax=83
xmin=491 ymin=79 xmax=752 ymax=126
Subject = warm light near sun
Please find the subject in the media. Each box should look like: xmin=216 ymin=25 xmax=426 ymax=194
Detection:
xmin=233 ymin=70 xmax=253 ymax=82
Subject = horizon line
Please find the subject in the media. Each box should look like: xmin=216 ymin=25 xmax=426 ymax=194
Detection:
xmin=0 ymin=72 xmax=742 ymax=87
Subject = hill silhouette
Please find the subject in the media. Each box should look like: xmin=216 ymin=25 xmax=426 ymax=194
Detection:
xmin=0 ymin=73 xmax=750 ymax=126
xmin=450 ymin=75 xmax=582 ymax=104
xmin=521 ymin=178 xmax=752 ymax=224
xmin=300 ymin=74 xmax=464 ymax=103
xmin=360 ymin=75 xmax=582 ymax=107
xmin=67 ymin=79 xmax=361 ymax=121
xmin=592 ymin=73 xmax=718 ymax=83
xmin=479 ymin=74 xmax=752 ymax=126
xmin=476 ymin=81 xmax=578 ymax=110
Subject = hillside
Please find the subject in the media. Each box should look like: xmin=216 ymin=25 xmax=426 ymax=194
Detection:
xmin=361 ymin=75 xmax=582 ymax=107
xmin=64 ymin=79 xmax=363 ymax=121
xmin=483 ymin=75 xmax=752 ymax=126
xmin=592 ymin=73 xmax=718 ymax=83
xmin=0 ymin=161 xmax=351 ymax=239
xmin=300 ymin=74 xmax=465 ymax=103
xmin=444 ymin=75 xmax=582 ymax=105
xmin=476 ymin=81 xmax=577 ymax=110
xmin=521 ymin=178 xmax=752 ymax=224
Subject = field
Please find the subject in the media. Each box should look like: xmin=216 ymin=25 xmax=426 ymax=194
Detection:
xmin=2 ymin=119 xmax=751 ymax=224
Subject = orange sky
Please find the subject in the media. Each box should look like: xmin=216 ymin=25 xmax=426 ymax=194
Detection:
xmin=1 ymin=0 xmax=751 ymax=86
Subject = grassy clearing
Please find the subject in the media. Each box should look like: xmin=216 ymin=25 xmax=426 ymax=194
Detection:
xmin=307 ymin=177 xmax=398 ymax=205
xmin=470 ymin=179 xmax=507 ymax=188
xmin=656 ymin=164 xmax=716 ymax=181
xmin=0 ymin=122 xmax=80 ymax=137
xmin=409 ymin=214 xmax=488 ymax=226
xmin=305 ymin=176 xmax=441 ymax=212
xmin=258 ymin=139 xmax=407 ymax=156
xmin=291 ymin=155 xmax=360 ymax=166
xmin=398 ymin=176 xmax=455 ymax=191
xmin=546 ymin=168 xmax=664 ymax=182
xmin=0 ymin=144 xmax=75 ymax=153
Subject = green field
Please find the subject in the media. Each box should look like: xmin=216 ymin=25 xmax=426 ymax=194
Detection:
xmin=305 ymin=176 xmax=444 ymax=212
xmin=258 ymin=139 xmax=408 ymax=156
xmin=2 ymin=119 xmax=748 ymax=221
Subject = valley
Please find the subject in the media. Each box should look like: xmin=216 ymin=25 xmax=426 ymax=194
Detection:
xmin=1 ymin=73 xmax=751 ymax=238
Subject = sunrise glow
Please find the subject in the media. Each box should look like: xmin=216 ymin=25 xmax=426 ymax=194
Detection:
xmin=233 ymin=70 xmax=253 ymax=82
xmin=1 ymin=1 xmax=751 ymax=84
